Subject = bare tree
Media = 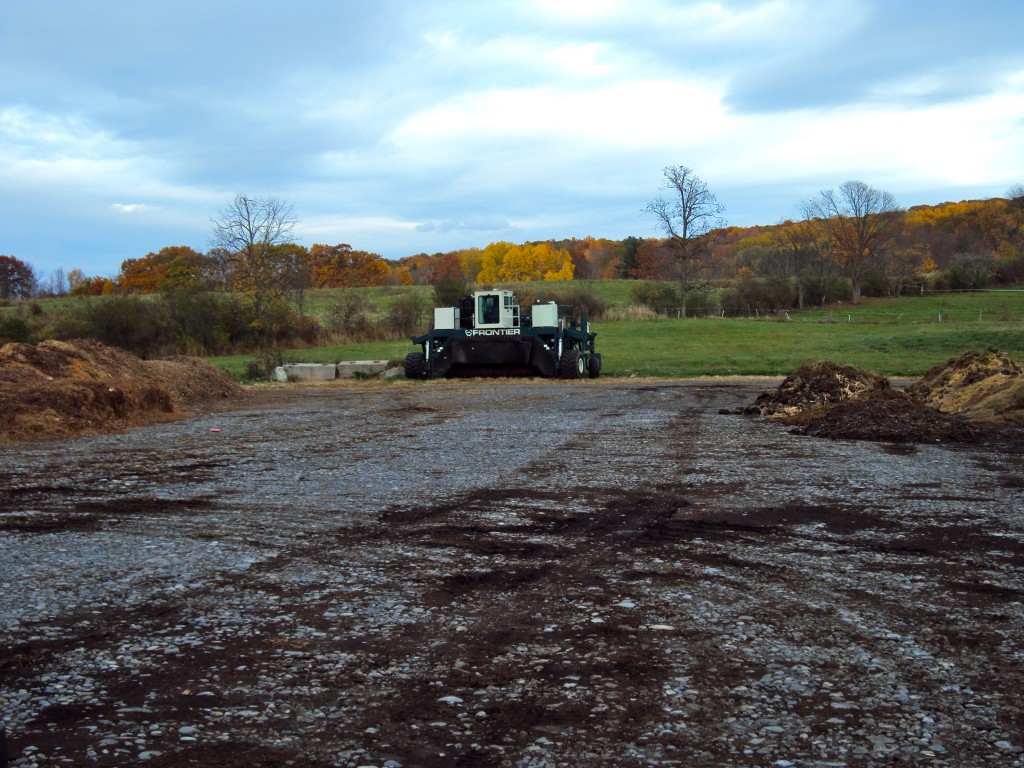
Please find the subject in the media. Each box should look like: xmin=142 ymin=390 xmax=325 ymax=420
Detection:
xmin=801 ymin=180 xmax=902 ymax=304
xmin=210 ymin=194 xmax=299 ymax=322
xmin=39 ymin=267 xmax=68 ymax=297
xmin=643 ymin=166 xmax=725 ymax=317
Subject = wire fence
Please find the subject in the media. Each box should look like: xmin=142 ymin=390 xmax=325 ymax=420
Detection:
xmin=628 ymin=306 xmax=1024 ymax=323
xmin=613 ymin=288 xmax=1024 ymax=323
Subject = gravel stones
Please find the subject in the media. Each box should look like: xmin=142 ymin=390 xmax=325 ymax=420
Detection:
xmin=1 ymin=380 xmax=1022 ymax=767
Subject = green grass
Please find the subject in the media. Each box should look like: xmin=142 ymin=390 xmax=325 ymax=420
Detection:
xmin=793 ymin=289 xmax=1024 ymax=324
xmin=207 ymin=313 xmax=1024 ymax=381
xmin=8 ymin=282 xmax=1024 ymax=380
xmin=595 ymin=316 xmax=1024 ymax=377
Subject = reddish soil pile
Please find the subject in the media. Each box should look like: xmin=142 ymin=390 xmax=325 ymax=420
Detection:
xmin=907 ymin=349 xmax=1024 ymax=425
xmin=0 ymin=339 xmax=244 ymax=443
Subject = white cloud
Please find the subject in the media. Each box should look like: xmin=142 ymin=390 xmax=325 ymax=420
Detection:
xmin=2 ymin=0 xmax=1023 ymax=271
xmin=112 ymin=203 xmax=149 ymax=214
xmin=388 ymin=79 xmax=727 ymax=149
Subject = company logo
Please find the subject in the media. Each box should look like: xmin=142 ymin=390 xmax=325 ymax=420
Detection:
xmin=465 ymin=329 xmax=521 ymax=337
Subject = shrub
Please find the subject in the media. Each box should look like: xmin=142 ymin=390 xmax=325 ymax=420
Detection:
xmin=327 ymin=291 xmax=373 ymax=337
xmin=433 ymin=278 xmax=472 ymax=307
xmin=528 ymin=284 xmax=607 ymax=320
xmin=720 ymin=276 xmax=794 ymax=316
xmin=684 ymin=290 xmax=717 ymax=317
xmin=381 ymin=294 xmax=427 ymax=337
xmin=947 ymin=253 xmax=994 ymax=290
xmin=78 ymin=295 xmax=173 ymax=358
xmin=244 ymin=348 xmax=285 ymax=381
xmin=163 ymin=287 xmax=254 ymax=355
xmin=0 ymin=313 xmax=33 ymax=344
xmin=629 ymin=281 xmax=681 ymax=315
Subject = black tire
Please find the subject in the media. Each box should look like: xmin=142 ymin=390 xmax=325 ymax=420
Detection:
xmin=559 ymin=349 xmax=584 ymax=379
xmin=404 ymin=351 xmax=425 ymax=379
xmin=588 ymin=354 xmax=601 ymax=379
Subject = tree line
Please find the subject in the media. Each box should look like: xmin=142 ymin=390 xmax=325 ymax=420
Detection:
xmin=6 ymin=185 xmax=1022 ymax=308
xmin=3 ymin=182 xmax=1023 ymax=353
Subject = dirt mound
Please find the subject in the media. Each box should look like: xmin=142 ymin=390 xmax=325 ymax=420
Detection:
xmin=140 ymin=355 xmax=243 ymax=408
xmin=791 ymin=389 xmax=989 ymax=443
xmin=744 ymin=361 xmax=891 ymax=419
xmin=742 ymin=354 xmax=1024 ymax=444
xmin=0 ymin=339 xmax=244 ymax=443
xmin=906 ymin=349 xmax=1024 ymax=425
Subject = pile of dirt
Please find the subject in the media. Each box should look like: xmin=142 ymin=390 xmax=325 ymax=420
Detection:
xmin=906 ymin=349 xmax=1024 ymax=425
xmin=744 ymin=353 xmax=1024 ymax=444
xmin=0 ymin=339 xmax=244 ymax=443
xmin=744 ymin=361 xmax=892 ymax=420
xmin=791 ymin=389 xmax=989 ymax=443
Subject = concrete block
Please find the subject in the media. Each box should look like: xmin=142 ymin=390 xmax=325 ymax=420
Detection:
xmin=336 ymin=360 xmax=389 ymax=378
xmin=382 ymin=366 xmax=405 ymax=379
xmin=274 ymin=363 xmax=337 ymax=382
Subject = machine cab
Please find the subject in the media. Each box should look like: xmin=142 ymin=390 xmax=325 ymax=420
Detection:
xmin=473 ymin=290 xmax=520 ymax=329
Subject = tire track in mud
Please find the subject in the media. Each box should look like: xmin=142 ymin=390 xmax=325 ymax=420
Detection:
xmin=3 ymin=381 xmax=1023 ymax=766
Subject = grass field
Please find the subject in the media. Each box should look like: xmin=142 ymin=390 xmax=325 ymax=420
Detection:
xmin=208 ymin=291 xmax=1024 ymax=380
xmin=7 ymin=283 xmax=1023 ymax=380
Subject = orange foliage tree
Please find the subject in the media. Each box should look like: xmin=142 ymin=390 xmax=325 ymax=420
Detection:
xmin=309 ymin=243 xmax=390 ymax=288
xmin=118 ymin=246 xmax=206 ymax=293
xmin=429 ymin=252 xmax=464 ymax=283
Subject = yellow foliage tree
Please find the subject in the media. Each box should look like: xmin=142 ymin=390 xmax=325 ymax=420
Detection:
xmin=543 ymin=248 xmax=574 ymax=281
xmin=478 ymin=241 xmax=512 ymax=284
xmin=457 ymin=248 xmax=483 ymax=282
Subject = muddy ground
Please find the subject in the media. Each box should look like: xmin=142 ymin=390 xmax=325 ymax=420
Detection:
xmin=1 ymin=379 xmax=1023 ymax=767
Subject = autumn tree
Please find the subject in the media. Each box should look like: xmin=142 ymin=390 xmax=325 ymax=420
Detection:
xmin=457 ymin=248 xmax=484 ymax=282
xmin=776 ymin=219 xmax=828 ymax=309
xmin=477 ymin=241 xmax=512 ymax=284
xmin=0 ymin=255 xmax=36 ymax=299
xmin=70 ymin=275 xmax=117 ymax=296
xmin=643 ymin=166 xmax=726 ymax=317
xmin=498 ymin=243 xmax=574 ymax=282
xmin=210 ymin=194 xmax=299 ymax=323
xmin=118 ymin=246 xmax=206 ymax=294
xmin=801 ymin=181 xmax=902 ymax=304
xmin=308 ymin=243 xmax=389 ymax=288
xmin=429 ymin=252 xmax=464 ymax=283
xmin=616 ymin=236 xmax=644 ymax=278
xmin=632 ymin=240 xmax=674 ymax=281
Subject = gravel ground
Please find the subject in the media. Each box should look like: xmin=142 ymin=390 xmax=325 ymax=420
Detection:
xmin=1 ymin=379 xmax=1022 ymax=767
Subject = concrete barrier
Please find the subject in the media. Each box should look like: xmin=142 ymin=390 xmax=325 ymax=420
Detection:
xmin=273 ymin=364 xmax=338 ymax=382
xmin=337 ymin=360 xmax=389 ymax=378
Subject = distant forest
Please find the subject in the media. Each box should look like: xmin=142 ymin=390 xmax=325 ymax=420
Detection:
xmin=2 ymin=195 xmax=1023 ymax=358
xmin=4 ymin=195 xmax=1019 ymax=303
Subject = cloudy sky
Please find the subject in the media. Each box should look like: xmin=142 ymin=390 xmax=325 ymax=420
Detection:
xmin=2 ymin=0 xmax=1023 ymax=277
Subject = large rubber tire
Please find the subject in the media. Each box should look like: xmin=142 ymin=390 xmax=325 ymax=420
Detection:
xmin=404 ymin=351 xmax=425 ymax=379
xmin=588 ymin=354 xmax=601 ymax=379
xmin=559 ymin=349 xmax=584 ymax=379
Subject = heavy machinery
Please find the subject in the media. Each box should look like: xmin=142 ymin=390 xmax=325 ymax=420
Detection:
xmin=404 ymin=289 xmax=601 ymax=379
